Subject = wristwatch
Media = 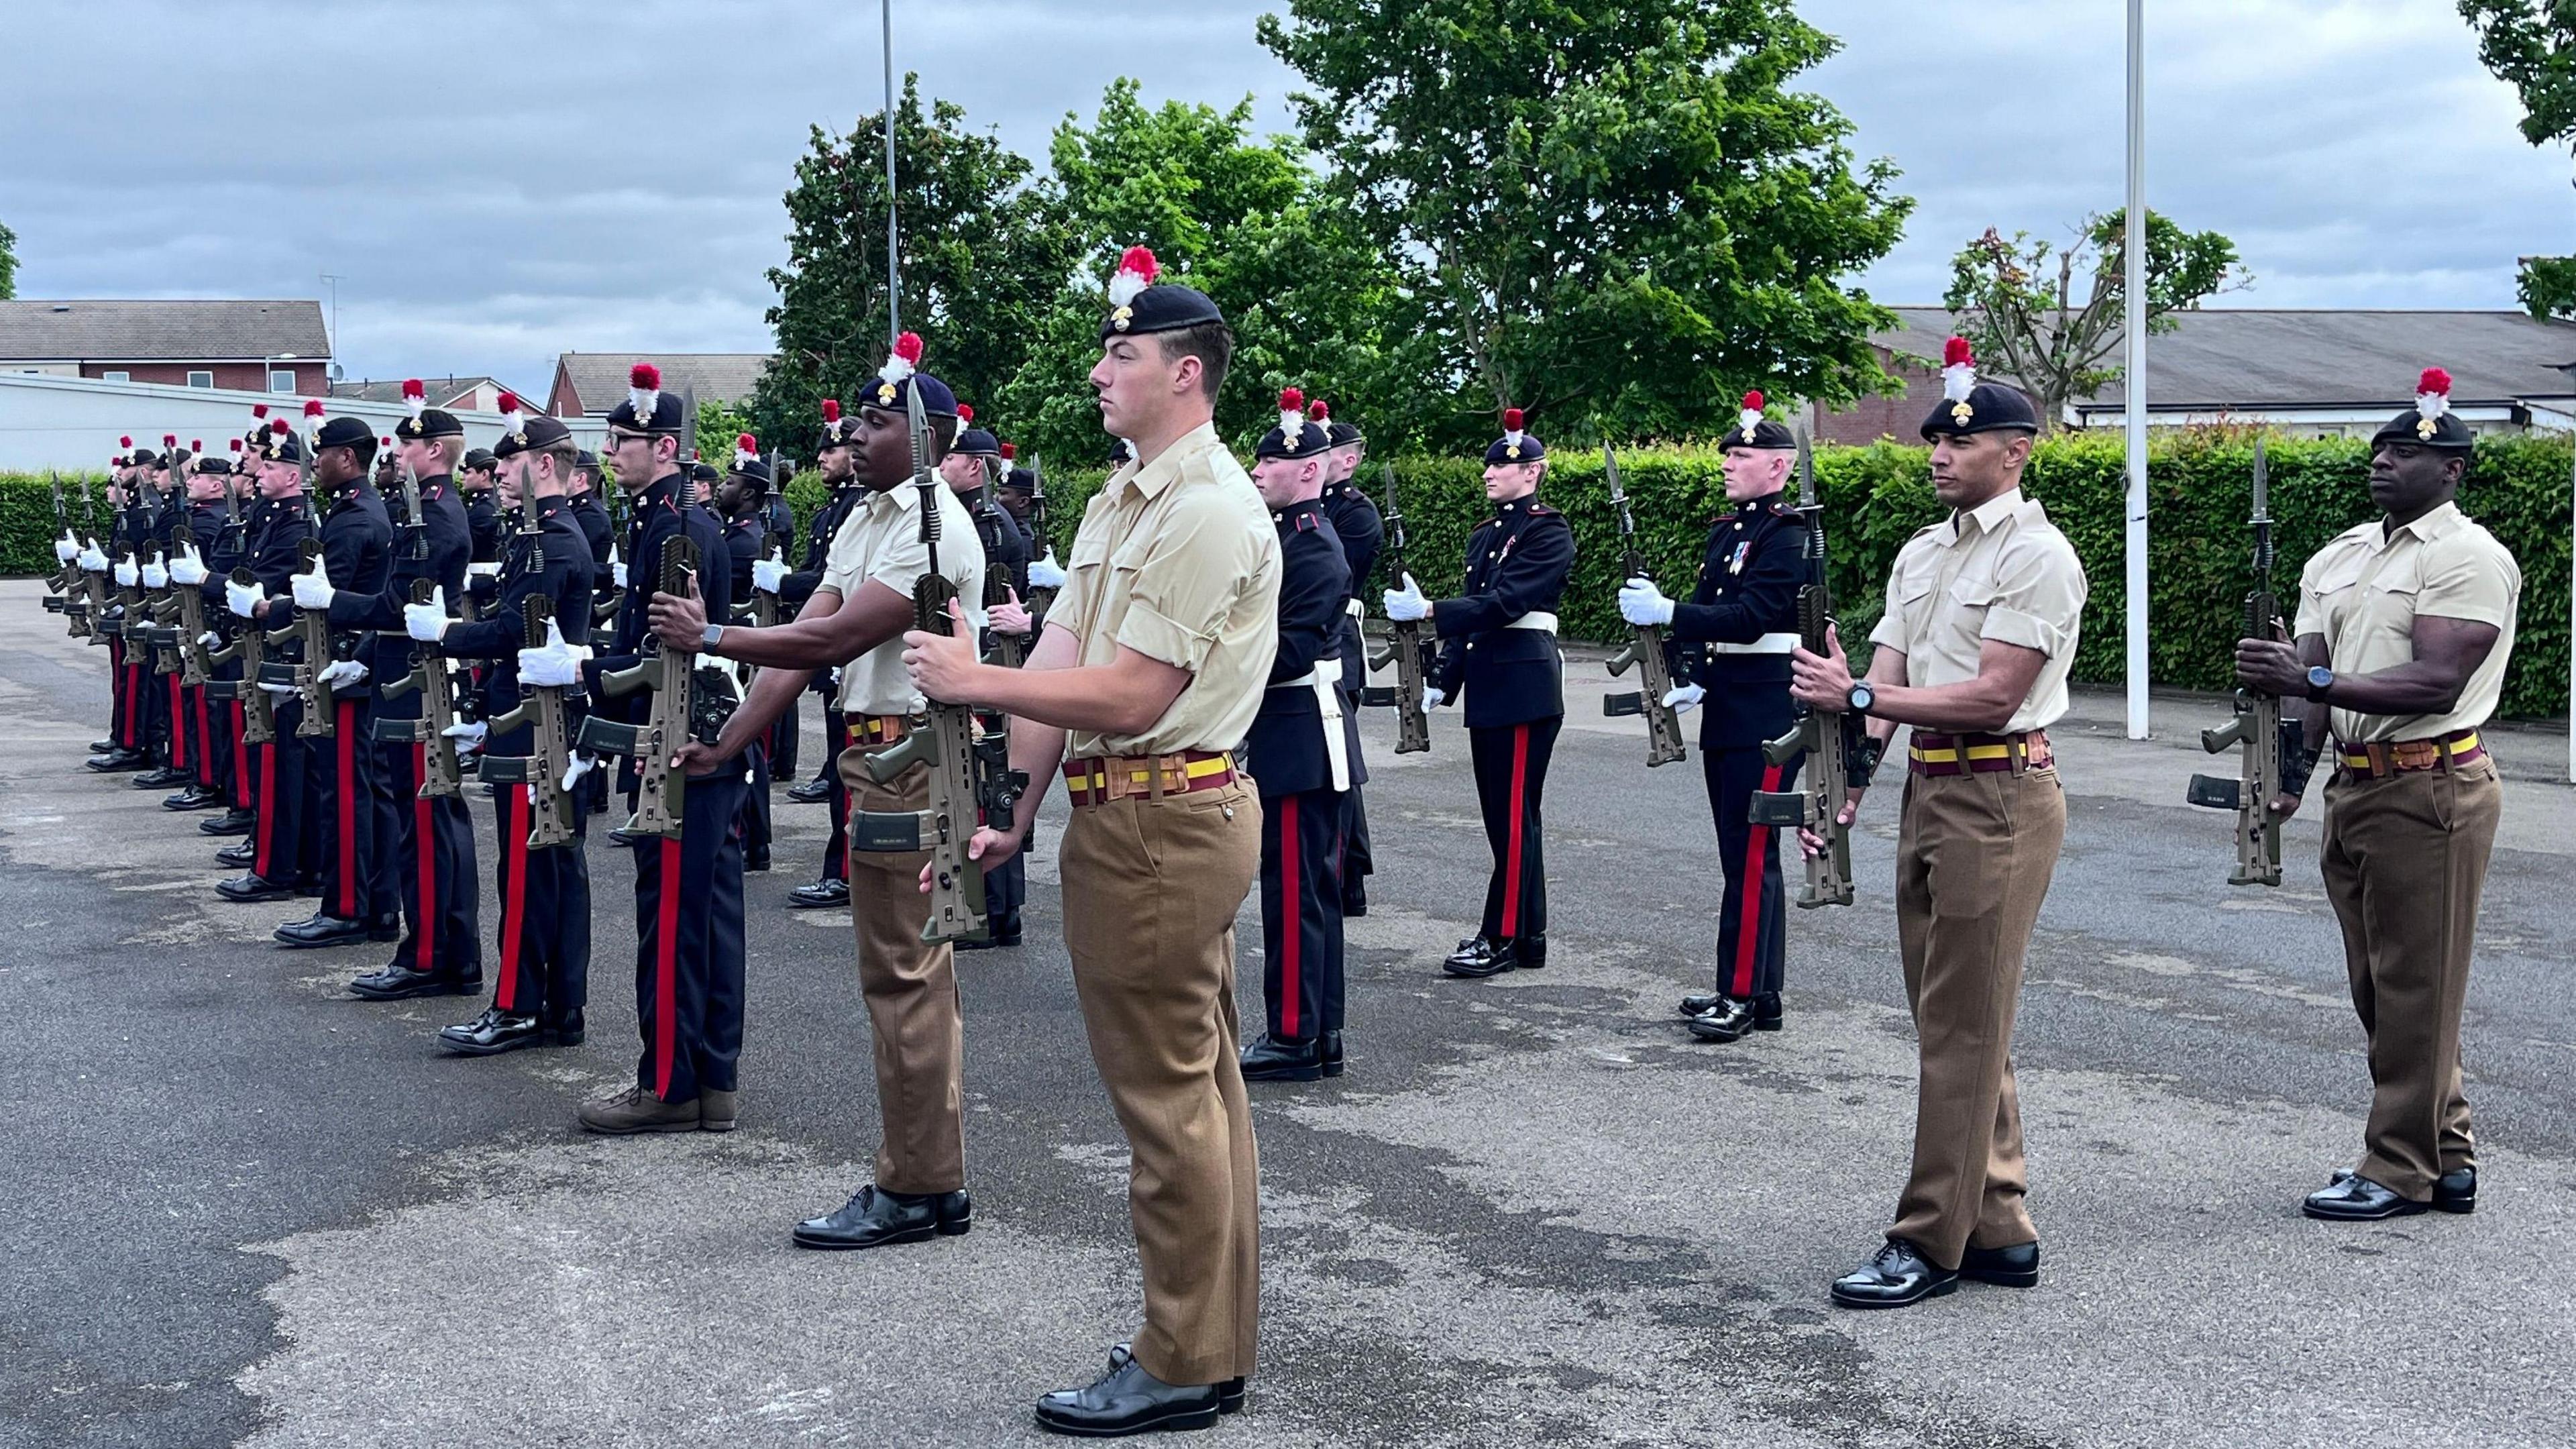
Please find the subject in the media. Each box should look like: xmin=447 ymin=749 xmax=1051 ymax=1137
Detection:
xmin=2304 ymin=665 xmax=2334 ymax=701
xmin=1845 ymin=681 xmax=1876 ymax=714
xmin=700 ymin=624 xmax=724 ymax=656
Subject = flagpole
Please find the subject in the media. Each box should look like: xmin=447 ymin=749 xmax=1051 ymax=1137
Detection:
xmin=882 ymin=0 xmax=901 ymax=345
xmin=2123 ymin=0 xmax=2151 ymax=740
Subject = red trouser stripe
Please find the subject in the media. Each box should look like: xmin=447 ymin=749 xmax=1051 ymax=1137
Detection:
xmin=254 ymin=741 xmax=277 ymax=875
xmin=1279 ymin=793 xmax=1302 ymax=1038
xmin=1733 ymin=763 xmax=1786 ymax=997
xmin=231 ymin=701 xmax=250 ymax=801
xmin=123 ymin=663 xmax=143 ymax=745
xmin=193 ymin=687 xmax=214 ymax=784
xmin=167 ymin=676 xmax=186 ymax=769
xmin=335 ymin=700 xmax=357 ymax=918
xmin=496 ymin=790 xmax=527 ymax=1010
xmin=653 ymin=844 xmax=682 ymax=1097
xmin=413 ymin=743 xmax=436 ymax=970
xmin=1501 ymin=724 xmax=1529 ymax=936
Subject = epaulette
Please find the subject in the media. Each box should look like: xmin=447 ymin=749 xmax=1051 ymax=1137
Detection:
xmin=1770 ymin=500 xmax=1801 ymax=518
xmin=1295 ymin=511 xmax=1319 ymax=532
xmin=1527 ymin=501 xmax=1559 ymax=516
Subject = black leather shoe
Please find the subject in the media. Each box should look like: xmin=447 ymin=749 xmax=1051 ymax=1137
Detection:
xmin=1238 ymin=1033 xmax=1324 ymax=1083
xmin=1321 ymin=1031 xmax=1344 ymax=1079
xmin=352 ymin=963 xmax=480 ymax=1000
xmin=744 ymin=847 xmax=771 ymax=872
xmin=1687 ymin=997 xmax=1756 ymax=1042
xmin=216 ymin=841 xmax=258 ymax=866
xmin=1829 ymin=1239 xmax=1959 ymax=1309
xmin=785 ymin=776 xmax=833 ymax=804
xmin=788 ymin=879 xmax=850 ymax=910
xmin=215 ymin=871 xmax=292 ymax=902
xmin=2331 ymin=1165 xmax=2474 ymax=1214
xmin=606 ymin=828 xmax=639 ymax=848
xmin=1035 ymin=1357 xmax=1224 ymax=1438
xmin=1442 ymin=936 xmax=1513 ymax=978
xmin=162 ymin=785 xmax=221 ymax=811
xmin=1342 ymin=885 xmax=1368 ymax=919
xmin=955 ymin=914 xmax=1023 ymax=952
xmin=85 ymin=749 xmax=148 ymax=773
xmin=199 ymin=808 xmax=256 ymax=837
xmin=440 ymin=1008 xmax=545 ymax=1055
xmin=1108 ymin=1343 xmax=1244 ymax=1414
xmin=133 ymin=766 xmax=191 ymax=789
xmin=1515 ymin=932 xmax=1546 ymax=969
xmin=547 ymin=1013 xmax=587 ymax=1046
xmin=792 ymin=1184 xmax=972 ymax=1250
xmin=1752 ymin=991 xmax=1784 ymax=1031
xmin=275 ymin=915 xmax=372 ymax=949
xmin=1958 ymin=1240 xmax=2040 ymax=1287
xmin=2305 ymin=1173 xmax=2431 ymax=1221
xmin=1678 ymin=991 xmax=1727 ymax=1018
xmin=89 ymin=737 xmax=117 ymax=754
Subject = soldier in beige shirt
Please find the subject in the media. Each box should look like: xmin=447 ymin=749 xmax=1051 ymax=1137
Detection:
xmin=903 ymin=248 xmax=1279 ymax=1437
xmin=647 ymin=337 xmax=988 ymax=1253
xmin=1789 ymin=341 xmax=2087 ymax=1309
xmin=2235 ymin=370 xmax=2519 ymax=1223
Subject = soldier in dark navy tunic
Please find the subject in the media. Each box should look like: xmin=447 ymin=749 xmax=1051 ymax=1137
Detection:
xmin=711 ymin=448 xmax=774 ymax=873
xmin=1311 ymin=401 xmax=1382 ymax=918
xmin=213 ymin=428 xmax=324 ymax=902
xmin=1385 ymin=408 xmax=1575 ymax=978
xmin=944 ymin=411 xmax=1034 ymax=949
xmin=1619 ymin=396 xmax=1809 ymax=1041
xmin=1241 ymin=392 xmax=1366 ymax=1081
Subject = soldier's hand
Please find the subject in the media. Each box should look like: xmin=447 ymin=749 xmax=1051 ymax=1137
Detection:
xmin=2233 ymin=637 xmax=2305 ymax=696
xmin=649 ymin=588 xmax=709 ymax=652
xmin=1789 ymin=625 xmax=1854 ymax=710
xmin=2268 ymin=791 xmax=2302 ymax=822
xmin=989 ymin=588 xmax=1032 ymax=637
xmin=919 ymin=823 xmax=1022 ymax=893
xmin=1660 ymin=682 xmax=1705 ymax=714
xmin=902 ymin=598 xmax=983 ymax=702
xmin=1797 ymin=786 xmax=1866 ymax=858
xmin=672 ymin=740 xmax=734 ymax=777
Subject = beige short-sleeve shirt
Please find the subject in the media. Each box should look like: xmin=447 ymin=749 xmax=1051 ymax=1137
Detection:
xmin=1052 ymin=421 xmax=1280 ymax=759
xmin=816 ymin=480 xmax=985 ymax=716
xmin=1868 ymin=487 xmax=2088 ymax=734
xmin=2292 ymin=501 xmax=2520 ymax=743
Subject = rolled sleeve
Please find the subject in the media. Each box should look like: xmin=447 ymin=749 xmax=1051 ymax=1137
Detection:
xmin=2416 ymin=543 xmax=2517 ymax=629
xmin=1984 ymin=536 xmax=2084 ymax=657
xmin=1116 ymin=597 xmax=1217 ymax=671
xmin=1982 ymin=604 xmax=2068 ymax=657
xmin=1113 ymin=494 xmax=1252 ymax=673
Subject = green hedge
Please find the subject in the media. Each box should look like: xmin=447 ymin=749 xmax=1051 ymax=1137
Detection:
xmin=13 ymin=435 xmax=2568 ymax=718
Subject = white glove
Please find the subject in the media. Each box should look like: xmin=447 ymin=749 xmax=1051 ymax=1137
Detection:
xmin=169 ymin=545 xmax=208 ymax=586
xmin=517 ymin=620 xmax=591 ymax=689
xmin=561 ymin=754 xmax=596 ymax=793
xmin=1383 ymin=572 xmax=1429 ymax=623
xmin=1619 ymin=576 xmax=1675 ymax=629
xmin=54 ymin=533 xmax=78 ymax=564
xmin=751 ymin=549 xmax=787 ymax=594
xmin=114 ymin=558 xmax=139 ymax=588
xmin=227 ymin=578 xmax=264 ymax=619
xmin=828 ymin=666 xmax=843 ymax=689
xmin=1027 ymin=550 xmax=1067 ymax=590
xmin=1424 ymin=685 xmax=1448 ymax=712
xmin=79 ymin=543 xmax=109 ymax=572
xmin=142 ymin=560 xmax=168 ymax=589
xmin=441 ymin=719 xmax=488 ymax=747
xmin=318 ymin=659 xmax=369 ymax=689
xmin=1661 ymin=682 xmax=1706 ymax=714
xmin=404 ymin=586 xmax=451 ymax=643
xmin=610 ymin=549 xmax=628 ymax=589
xmin=197 ymin=630 xmax=222 ymax=650
xmin=258 ymin=681 xmax=298 ymax=696
xmin=290 ymin=568 xmax=335 ymax=612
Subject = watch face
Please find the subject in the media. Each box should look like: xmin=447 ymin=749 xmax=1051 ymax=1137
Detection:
xmin=2308 ymin=666 xmax=2333 ymax=689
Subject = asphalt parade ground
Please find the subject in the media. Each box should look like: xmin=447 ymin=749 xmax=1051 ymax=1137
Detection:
xmin=6 ymin=574 xmax=2575 ymax=1448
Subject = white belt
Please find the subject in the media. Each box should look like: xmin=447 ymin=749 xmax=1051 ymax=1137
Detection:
xmin=1267 ymin=658 xmax=1351 ymax=791
xmin=1506 ymin=611 xmax=1558 ymax=633
xmin=1706 ymin=631 xmax=1799 ymax=656
xmin=1344 ymin=598 xmax=1364 ymax=619
xmin=467 ymin=561 xmax=502 ymax=578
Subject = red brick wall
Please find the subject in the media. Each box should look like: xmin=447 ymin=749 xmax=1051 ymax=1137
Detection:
xmin=80 ymin=361 xmax=328 ymax=394
xmin=1815 ymin=346 xmax=1943 ymax=445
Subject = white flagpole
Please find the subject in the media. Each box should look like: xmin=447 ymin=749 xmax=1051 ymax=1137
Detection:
xmin=2123 ymin=0 xmax=2151 ymax=740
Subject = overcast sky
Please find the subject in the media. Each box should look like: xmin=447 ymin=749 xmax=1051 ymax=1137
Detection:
xmin=4 ymin=1 xmax=2564 ymax=399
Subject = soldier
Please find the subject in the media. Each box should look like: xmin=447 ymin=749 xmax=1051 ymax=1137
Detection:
xmin=1786 ymin=339 xmax=2086 ymax=1308
xmin=711 ymin=442 xmax=775 ymax=873
xmin=81 ymin=449 xmax=145 ymax=773
xmin=162 ymin=446 xmax=237 ymax=814
xmin=326 ymin=392 xmax=481 ymax=994
xmin=551 ymin=363 xmax=745 ymax=1135
xmin=945 ymin=405 xmax=1030 ymax=950
xmin=418 ymin=409 xmax=598 ymax=1055
xmin=215 ymin=422 xmax=328 ymax=904
xmin=1620 ymin=393 xmax=1809 ymax=1042
xmin=127 ymin=443 xmax=190 ymax=792
xmin=274 ymin=412 xmax=398 ymax=949
xmin=2233 ymin=368 xmax=2520 ymax=1222
xmin=458 ymin=445 xmax=506 ymax=568
xmin=1383 ymin=408 xmax=1575 ymax=979
xmin=1239 ymin=388 xmax=1364 ymax=1083
xmin=184 ymin=442 xmax=260 ymax=837
xmin=782 ymin=399 xmax=875 ymax=908
xmin=901 ymin=246 xmax=1276 ymax=1435
xmin=1308 ymin=400 xmax=1381 ymax=918
xmin=649 ymin=333 xmax=986 ymax=1249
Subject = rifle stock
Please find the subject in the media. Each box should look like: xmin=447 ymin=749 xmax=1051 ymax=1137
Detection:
xmin=373 ymin=579 xmax=468 ymax=797
xmin=479 ymin=595 xmax=584 ymax=849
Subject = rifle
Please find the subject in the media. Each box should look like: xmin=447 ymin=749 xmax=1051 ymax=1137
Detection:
xmin=1358 ymin=464 xmax=1432 ymax=753
xmin=577 ymin=535 xmax=735 ymax=837
xmin=398 ymin=452 xmax=428 ymax=561
xmin=851 ymin=384 xmax=1029 ymax=947
xmin=1022 ymin=453 xmax=1057 ymax=625
xmin=284 ymin=431 xmax=335 ymax=737
xmin=78 ymin=478 xmax=113 ymax=646
xmin=2186 ymin=440 xmax=2287 ymax=888
xmin=1749 ymin=429 xmax=1876 ymax=909
xmin=373 ymin=579 xmax=468 ymax=797
xmin=478 ymin=594 xmax=582 ymax=849
xmin=1599 ymin=445 xmax=1688 ymax=767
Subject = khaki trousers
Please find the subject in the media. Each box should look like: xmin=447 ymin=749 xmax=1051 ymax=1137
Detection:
xmin=843 ymin=747 xmax=965 ymax=1195
xmin=1061 ymin=780 xmax=1263 ymax=1387
xmin=2320 ymin=757 xmax=2500 ymax=1199
xmin=1889 ymin=764 xmax=2065 ymax=1271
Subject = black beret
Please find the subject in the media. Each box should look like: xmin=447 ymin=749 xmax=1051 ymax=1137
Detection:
xmin=315 ymin=416 xmax=376 ymax=452
xmin=194 ymin=456 xmax=233 ymax=477
xmin=1256 ymin=389 xmax=1332 ymax=461
xmin=1919 ymin=338 xmax=2039 ymax=440
xmin=1100 ymin=246 xmax=1225 ymax=341
xmin=462 ymin=447 xmax=497 ymax=470
xmin=127 ymin=448 xmax=164 ymax=469
xmin=1484 ymin=409 xmax=1546 ymax=466
xmin=492 ymin=413 xmax=575 ymax=461
xmin=574 ymin=449 xmax=599 ymax=470
xmin=859 ymin=372 xmax=959 ymax=419
xmin=996 ymin=467 xmax=1035 ymax=494
xmin=259 ymin=429 xmax=305 ymax=465
xmin=2370 ymin=368 xmax=2476 ymax=451
xmin=606 ymin=391 xmax=686 ymax=436
xmin=396 ymin=407 xmax=465 ymax=441
xmin=688 ymin=462 xmax=721 ymax=487
xmin=1327 ymin=421 xmax=1364 ymax=448
xmin=728 ymin=453 xmax=773 ymax=489
xmin=1723 ymin=392 xmax=1797 ymax=450
xmin=955 ymin=427 xmax=1000 ymax=456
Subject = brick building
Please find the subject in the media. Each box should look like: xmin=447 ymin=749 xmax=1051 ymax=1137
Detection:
xmin=545 ymin=352 xmax=769 ymax=418
xmin=0 ymin=299 xmax=332 ymax=395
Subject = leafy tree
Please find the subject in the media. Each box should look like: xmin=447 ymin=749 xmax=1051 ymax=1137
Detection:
xmin=0 ymin=218 xmax=16 ymax=300
xmin=1258 ymin=0 xmax=1911 ymax=447
xmin=2461 ymin=2 xmax=2576 ymax=318
xmin=1939 ymin=210 xmax=2245 ymax=431
xmin=747 ymin=76 xmax=1071 ymax=462
xmin=992 ymin=80 xmax=1427 ymax=463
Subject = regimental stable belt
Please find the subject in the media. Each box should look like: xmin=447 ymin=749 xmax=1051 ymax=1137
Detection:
xmin=1705 ymin=631 xmax=1800 ymax=656
xmin=2337 ymin=729 xmax=2483 ymax=780
xmin=1908 ymin=729 xmax=2053 ymax=777
xmin=851 ymin=714 xmax=910 ymax=747
xmin=1063 ymin=750 xmax=1238 ymax=807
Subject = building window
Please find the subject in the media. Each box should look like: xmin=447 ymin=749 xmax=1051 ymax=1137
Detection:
xmin=186 ymin=370 xmax=214 ymax=388
xmin=270 ymin=369 xmax=294 ymax=393
xmin=102 ymin=370 xmax=130 ymax=383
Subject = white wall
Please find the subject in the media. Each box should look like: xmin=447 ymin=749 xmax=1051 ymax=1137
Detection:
xmin=0 ymin=372 xmax=606 ymax=472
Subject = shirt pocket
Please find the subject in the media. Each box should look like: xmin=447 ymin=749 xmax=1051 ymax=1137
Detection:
xmin=1944 ymin=570 xmax=1999 ymax=647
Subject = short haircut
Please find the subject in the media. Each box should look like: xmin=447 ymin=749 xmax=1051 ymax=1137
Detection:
xmin=1156 ymin=319 xmax=1234 ymax=401
xmin=535 ymin=439 xmax=580 ymax=480
xmin=347 ymin=436 xmax=379 ymax=470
